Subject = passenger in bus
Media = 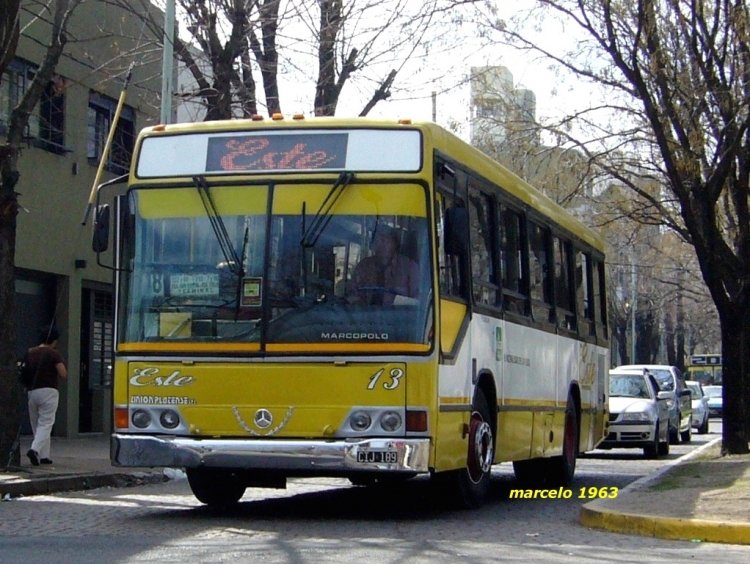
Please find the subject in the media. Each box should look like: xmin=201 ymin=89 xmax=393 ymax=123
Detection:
xmin=349 ymin=226 xmax=419 ymax=305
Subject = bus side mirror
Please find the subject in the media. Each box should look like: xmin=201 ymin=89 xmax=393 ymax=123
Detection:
xmin=92 ymin=204 xmax=110 ymax=253
xmin=444 ymin=206 xmax=468 ymax=256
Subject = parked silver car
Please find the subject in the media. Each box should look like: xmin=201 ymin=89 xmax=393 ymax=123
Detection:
xmin=686 ymin=380 xmax=710 ymax=434
xmin=615 ymin=364 xmax=692 ymax=444
xmin=600 ymin=368 xmax=670 ymax=458
xmin=704 ymin=385 xmax=723 ymax=417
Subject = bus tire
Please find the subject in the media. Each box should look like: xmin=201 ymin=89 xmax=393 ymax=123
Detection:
xmin=512 ymin=458 xmax=549 ymax=485
xmin=440 ymin=389 xmax=494 ymax=509
xmin=187 ymin=468 xmax=246 ymax=506
xmin=546 ymin=393 xmax=579 ymax=485
xmin=348 ymin=473 xmax=415 ymax=487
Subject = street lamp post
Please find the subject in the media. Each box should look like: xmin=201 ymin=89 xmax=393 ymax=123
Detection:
xmin=630 ymin=259 xmax=637 ymax=363
xmin=160 ymin=0 xmax=175 ymax=124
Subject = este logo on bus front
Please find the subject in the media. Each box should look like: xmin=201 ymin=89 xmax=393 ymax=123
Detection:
xmin=129 ymin=367 xmax=195 ymax=387
xmin=206 ymin=134 xmax=348 ymax=172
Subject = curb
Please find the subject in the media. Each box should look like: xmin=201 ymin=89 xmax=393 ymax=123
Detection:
xmin=0 ymin=471 xmax=167 ymax=499
xmin=579 ymin=438 xmax=750 ymax=544
xmin=580 ymin=504 xmax=750 ymax=544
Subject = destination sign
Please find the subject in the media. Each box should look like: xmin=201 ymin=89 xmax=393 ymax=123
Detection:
xmin=136 ymin=129 xmax=422 ymax=177
xmin=206 ymin=133 xmax=348 ymax=172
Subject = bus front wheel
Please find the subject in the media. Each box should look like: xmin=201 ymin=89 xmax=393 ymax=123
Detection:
xmin=446 ymin=389 xmax=495 ymax=509
xmin=187 ymin=468 xmax=246 ymax=506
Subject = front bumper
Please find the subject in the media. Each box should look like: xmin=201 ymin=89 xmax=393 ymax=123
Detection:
xmin=111 ymin=434 xmax=431 ymax=474
xmin=599 ymin=422 xmax=656 ymax=449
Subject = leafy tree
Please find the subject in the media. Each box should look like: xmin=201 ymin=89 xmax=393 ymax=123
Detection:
xmin=489 ymin=0 xmax=750 ymax=453
xmin=0 ymin=0 xmax=76 ymax=468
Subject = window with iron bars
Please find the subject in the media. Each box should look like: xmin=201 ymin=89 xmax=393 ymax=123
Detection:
xmin=0 ymin=58 xmax=66 ymax=153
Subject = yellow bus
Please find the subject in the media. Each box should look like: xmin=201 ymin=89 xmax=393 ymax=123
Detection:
xmin=687 ymin=354 xmax=722 ymax=385
xmin=95 ymin=116 xmax=609 ymax=508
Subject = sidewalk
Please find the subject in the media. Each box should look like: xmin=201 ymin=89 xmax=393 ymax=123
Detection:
xmin=0 ymin=435 xmax=166 ymax=499
xmin=580 ymin=437 xmax=750 ymax=544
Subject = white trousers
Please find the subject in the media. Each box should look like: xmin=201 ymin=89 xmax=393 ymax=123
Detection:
xmin=28 ymin=387 xmax=59 ymax=459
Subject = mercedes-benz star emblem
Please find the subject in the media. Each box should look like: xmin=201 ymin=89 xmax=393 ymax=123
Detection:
xmin=254 ymin=409 xmax=273 ymax=429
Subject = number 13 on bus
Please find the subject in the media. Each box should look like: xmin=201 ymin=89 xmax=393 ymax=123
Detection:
xmin=93 ymin=116 xmax=609 ymax=508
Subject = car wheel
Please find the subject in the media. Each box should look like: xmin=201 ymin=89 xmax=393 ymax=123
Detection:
xmin=680 ymin=424 xmax=692 ymax=443
xmin=658 ymin=432 xmax=670 ymax=456
xmin=668 ymin=423 xmax=679 ymax=444
xmin=644 ymin=425 xmax=660 ymax=459
xmin=698 ymin=415 xmax=709 ymax=434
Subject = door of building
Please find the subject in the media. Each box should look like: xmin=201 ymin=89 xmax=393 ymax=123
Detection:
xmin=79 ymin=288 xmax=113 ymax=433
xmin=15 ymin=274 xmax=57 ymax=435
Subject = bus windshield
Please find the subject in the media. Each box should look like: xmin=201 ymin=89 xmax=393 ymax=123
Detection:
xmin=119 ymin=181 xmax=432 ymax=350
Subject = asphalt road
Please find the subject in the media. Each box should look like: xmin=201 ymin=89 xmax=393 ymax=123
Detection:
xmin=1 ymin=419 xmax=747 ymax=563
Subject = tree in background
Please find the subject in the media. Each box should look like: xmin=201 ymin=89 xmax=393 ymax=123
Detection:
xmin=0 ymin=0 xmax=76 ymax=468
xmin=117 ymin=0 xmax=478 ymax=119
xmin=489 ymin=0 xmax=750 ymax=453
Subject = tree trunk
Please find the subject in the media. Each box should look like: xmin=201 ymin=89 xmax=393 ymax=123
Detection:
xmin=718 ymin=304 xmax=750 ymax=454
xmin=0 ymin=0 xmax=71 ymax=468
xmin=664 ymin=308 xmax=677 ymax=366
xmin=675 ymin=289 xmax=686 ymax=372
xmin=0 ymin=147 xmax=21 ymax=469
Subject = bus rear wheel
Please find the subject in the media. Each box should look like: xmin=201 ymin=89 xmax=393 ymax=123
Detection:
xmin=187 ymin=468 xmax=246 ymax=506
xmin=546 ymin=393 xmax=579 ymax=485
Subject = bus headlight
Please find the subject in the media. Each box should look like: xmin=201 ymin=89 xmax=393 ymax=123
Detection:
xmin=380 ymin=411 xmax=402 ymax=432
xmin=159 ymin=409 xmax=180 ymax=429
xmin=132 ymin=409 xmax=151 ymax=429
xmin=350 ymin=411 xmax=372 ymax=431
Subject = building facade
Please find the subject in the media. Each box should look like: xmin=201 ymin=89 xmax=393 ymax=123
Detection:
xmin=3 ymin=1 xmax=161 ymax=436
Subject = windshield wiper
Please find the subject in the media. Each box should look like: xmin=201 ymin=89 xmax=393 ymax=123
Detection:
xmin=193 ymin=175 xmax=243 ymax=274
xmin=300 ymin=171 xmax=354 ymax=247
xmin=192 ymin=176 xmax=249 ymax=317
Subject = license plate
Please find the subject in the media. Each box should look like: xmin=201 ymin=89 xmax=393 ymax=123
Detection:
xmin=356 ymin=449 xmax=398 ymax=464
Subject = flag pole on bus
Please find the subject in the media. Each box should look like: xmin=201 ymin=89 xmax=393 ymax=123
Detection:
xmin=81 ymin=61 xmax=134 ymax=226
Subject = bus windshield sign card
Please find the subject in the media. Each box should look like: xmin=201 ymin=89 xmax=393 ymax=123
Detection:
xmin=206 ymin=133 xmax=348 ymax=172
xmin=241 ymin=277 xmax=262 ymax=307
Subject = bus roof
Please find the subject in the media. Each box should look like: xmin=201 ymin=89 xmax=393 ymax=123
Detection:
xmin=133 ymin=117 xmax=606 ymax=252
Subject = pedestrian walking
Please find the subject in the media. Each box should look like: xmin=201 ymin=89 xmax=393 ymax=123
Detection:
xmin=25 ymin=326 xmax=67 ymax=466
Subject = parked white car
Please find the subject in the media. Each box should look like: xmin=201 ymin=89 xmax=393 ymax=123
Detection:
xmin=704 ymin=385 xmax=723 ymax=417
xmin=600 ymin=368 xmax=670 ymax=458
xmin=686 ymin=380 xmax=710 ymax=434
xmin=615 ymin=364 xmax=692 ymax=444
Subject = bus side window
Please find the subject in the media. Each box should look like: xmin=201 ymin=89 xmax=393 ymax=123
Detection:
xmin=553 ymin=236 xmax=576 ymax=331
xmin=437 ymin=192 xmax=467 ymax=300
xmin=528 ymin=220 xmax=554 ymax=323
xmin=468 ymin=184 xmax=499 ymax=307
xmin=576 ymin=250 xmax=595 ymax=337
xmin=592 ymin=257 xmax=608 ymax=341
xmin=500 ymin=205 xmax=529 ymax=315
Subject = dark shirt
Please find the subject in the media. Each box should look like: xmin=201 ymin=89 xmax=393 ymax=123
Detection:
xmin=25 ymin=345 xmax=65 ymax=390
xmin=351 ymin=254 xmax=420 ymax=305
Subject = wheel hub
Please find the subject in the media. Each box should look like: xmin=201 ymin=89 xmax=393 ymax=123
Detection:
xmin=467 ymin=411 xmax=493 ymax=482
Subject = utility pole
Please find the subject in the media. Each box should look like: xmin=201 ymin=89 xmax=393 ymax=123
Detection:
xmin=631 ymin=258 xmax=637 ymax=363
xmin=432 ymin=91 xmax=437 ymax=122
xmin=160 ymin=0 xmax=175 ymax=124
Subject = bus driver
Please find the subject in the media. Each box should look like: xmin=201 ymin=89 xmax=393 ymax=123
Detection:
xmin=349 ymin=226 xmax=419 ymax=305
